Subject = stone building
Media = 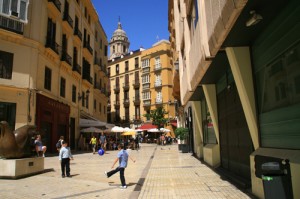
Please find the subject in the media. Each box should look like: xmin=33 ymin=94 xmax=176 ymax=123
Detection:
xmin=0 ymin=0 xmax=108 ymax=152
xmin=169 ymin=0 xmax=300 ymax=198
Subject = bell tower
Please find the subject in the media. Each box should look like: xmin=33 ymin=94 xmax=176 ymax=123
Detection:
xmin=109 ymin=17 xmax=130 ymax=60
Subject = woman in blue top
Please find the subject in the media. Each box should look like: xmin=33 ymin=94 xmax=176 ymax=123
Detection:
xmin=104 ymin=144 xmax=135 ymax=189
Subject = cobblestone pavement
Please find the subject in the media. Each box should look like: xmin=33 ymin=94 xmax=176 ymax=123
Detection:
xmin=0 ymin=144 xmax=254 ymax=199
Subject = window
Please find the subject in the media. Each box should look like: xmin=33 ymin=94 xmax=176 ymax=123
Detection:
xmin=142 ymin=75 xmax=150 ymax=84
xmin=156 ymin=91 xmax=162 ymax=103
xmin=135 ymin=57 xmax=139 ymax=68
xmin=113 ymin=45 xmax=115 ymax=53
xmin=72 ymin=85 xmax=76 ymax=103
xmin=105 ymin=45 xmax=108 ymax=56
xmin=94 ymin=99 xmax=96 ymax=110
xmin=100 ymin=39 xmax=102 ymax=49
xmin=99 ymin=102 xmax=102 ymax=113
xmin=116 ymin=64 xmax=119 ymax=74
xmin=125 ymin=61 xmax=128 ymax=72
xmin=142 ymin=59 xmax=150 ymax=68
xmin=44 ymin=67 xmax=52 ymax=90
xmin=60 ymin=77 xmax=66 ymax=97
xmin=0 ymin=50 xmax=13 ymax=79
xmin=142 ymin=91 xmax=151 ymax=100
xmin=202 ymin=100 xmax=217 ymax=145
xmin=86 ymin=94 xmax=89 ymax=108
xmin=155 ymin=74 xmax=161 ymax=86
xmin=0 ymin=0 xmax=29 ymax=22
xmin=155 ymin=56 xmax=161 ymax=69
xmin=123 ymin=45 xmax=126 ymax=53
xmin=258 ymin=42 xmax=300 ymax=113
xmin=0 ymin=102 xmax=16 ymax=130
xmin=84 ymin=7 xmax=87 ymax=18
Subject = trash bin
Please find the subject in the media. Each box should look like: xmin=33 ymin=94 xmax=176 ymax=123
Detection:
xmin=255 ymin=155 xmax=293 ymax=199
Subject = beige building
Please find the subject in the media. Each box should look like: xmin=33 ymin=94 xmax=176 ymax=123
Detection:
xmin=108 ymin=22 xmax=176 ymax=136
xmin=0 ymin=0 xmax=108 ymax=153
xmin=140 ymin=40 xmax=176 ymax=137
xmin=169 ymin=0 xmax=300 ymax=198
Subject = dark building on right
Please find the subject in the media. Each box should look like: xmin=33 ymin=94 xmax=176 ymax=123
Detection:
xmin=168 ymin=0 xmax=300 ymax=198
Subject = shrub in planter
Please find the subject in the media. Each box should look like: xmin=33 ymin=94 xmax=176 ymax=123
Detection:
xmin=175 ymin=127 xmax=189 ymax=151
xmin=174 ymin=127 xmax=189 ymax=141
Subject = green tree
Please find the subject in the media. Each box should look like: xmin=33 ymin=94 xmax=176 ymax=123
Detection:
xmin=144 ymin=106 xmax=169 ymax=129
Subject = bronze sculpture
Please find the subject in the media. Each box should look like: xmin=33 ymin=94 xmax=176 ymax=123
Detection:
xmin=0 ymin=121 xmax=38 ymax=159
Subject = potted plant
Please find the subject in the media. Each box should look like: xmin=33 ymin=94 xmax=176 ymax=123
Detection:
xmin=175 ymin=127 xmax=189 ymax=152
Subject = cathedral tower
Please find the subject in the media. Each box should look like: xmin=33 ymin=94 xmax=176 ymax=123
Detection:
xmin=109 ymin=19 xmax=130 ymax=60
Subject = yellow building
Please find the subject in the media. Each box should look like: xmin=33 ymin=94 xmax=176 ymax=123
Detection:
xmin=0 ymin=0 xmax=108 ymax=153
xmin=108 ymin=21 xmax=176 ymax=137
xmin=141 ymin=40 xmax=176 ymax=137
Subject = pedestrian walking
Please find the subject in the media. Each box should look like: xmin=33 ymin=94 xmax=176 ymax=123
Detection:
xmin=90 ymin=135 xmax=97 ymax=154
xmin=99 ymin=132 xmax=107 ymax=151
xmin=56 ymin=136 xmax=64 ymax=151
xmin=59 ymin=141 xmax=73 ymax=178
xmin=104 ymin=144 xmax=135 ymax=189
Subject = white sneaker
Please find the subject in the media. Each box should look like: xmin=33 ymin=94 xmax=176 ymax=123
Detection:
xmin=120 ymin=185 xmax=127 ymax=189
xmin=104 ymin=171 xmax=108 ymax=178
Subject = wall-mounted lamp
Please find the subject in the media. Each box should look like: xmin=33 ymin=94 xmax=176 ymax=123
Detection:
xmin=246 ymin=10 xmax=263 ymax=27
xmin=78 ymin=89 xmax=90 ymax=101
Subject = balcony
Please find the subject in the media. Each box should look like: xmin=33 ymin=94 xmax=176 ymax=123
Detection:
xmin=0 ymin=15 xmax=24 ymax=34
xmin=114 ymin=101 xmax=120 ymax=109
xmin=154 ymin=82 xmax=162 ymax=88
xmin=63 ymin=13 xmax=73 ymax=28
xmin=83 ymin=41 xmax=93 ymax=55
xmin=47 ymin=0 xmax=61 ymax=17
xmin=142 ymin=67 xmax=150 ymax=73
xmin=45 ymin=39 xmax=59 ymax=56
xmin=94 ymin=57 xmax=100 ymax=66
xmin=94 ymin=81 xmax=101 ymax=91
xmin=133 ymin=97 xmax=140 ymax=106
xmin=82 ymin=74 xmax=93 ymax=85
xmin=74 ymin=27 xmax=82 ymax=44
xmin=143 ymin=100 xmax=151 ymax=107
xmin=114 ymin=85 xmax=120 ymax=93
xmin=132 ymin=80 xmax=140 ymax=89
xmin=61 ymin=50 xmax=72 ymax=67
xmin=123 ymin=82 xmax=130 ymax=91
xmin=72 ymin=63 xmax=81 ymax=75
xmin=142 ymin=83 xmax=150 ymax=90
xmin=107 ymin=89 xmax=111 ymax=96
xmin=155 ymin=99 xmax=163 ymax=105
xmin=123 ymin=99 xmax=130 ymax=107
xmin=154 ymin=64 xmax=162 ymax=72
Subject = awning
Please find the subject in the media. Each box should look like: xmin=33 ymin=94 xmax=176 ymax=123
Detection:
xmin=79 ymin=119 xmax=106 ymax=127
xmin=170 ymin=121 xmax=177 ymax=127
xmin=137 ymin=123 xmax=158 ymax=130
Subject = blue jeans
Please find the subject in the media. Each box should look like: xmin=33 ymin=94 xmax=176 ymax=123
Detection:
xmin=107 ymin=167 xmax=126 ymax=186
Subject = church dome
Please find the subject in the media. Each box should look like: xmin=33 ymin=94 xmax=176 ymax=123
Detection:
xmin=110 ymin=22 xmax=129 ymax=42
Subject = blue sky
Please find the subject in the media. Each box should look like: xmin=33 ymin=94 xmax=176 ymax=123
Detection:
xmin=92 ymin=0 xmax=169 ymax=51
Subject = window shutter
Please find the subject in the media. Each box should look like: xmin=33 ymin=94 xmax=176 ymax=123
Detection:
xmin=2 ymin=0 xmax=10 ymax=14
xmin=11 ymin=0 xmax=18 ymax=17
xmin=19 ymin=0 xmax=26 ymax=20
